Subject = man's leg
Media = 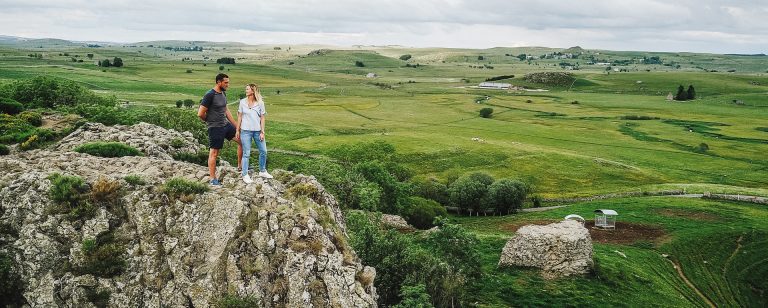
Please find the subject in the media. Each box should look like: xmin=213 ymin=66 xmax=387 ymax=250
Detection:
xmin=208 ymin=148 xmax=219 ymax=178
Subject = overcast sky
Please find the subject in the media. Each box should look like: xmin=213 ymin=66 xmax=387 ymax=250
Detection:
xmin=1 ymin=0 xmax=766 ymax=54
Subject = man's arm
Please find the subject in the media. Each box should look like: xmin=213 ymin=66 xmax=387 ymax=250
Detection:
xmin=197 ymin=105 xmax=208 ymax=122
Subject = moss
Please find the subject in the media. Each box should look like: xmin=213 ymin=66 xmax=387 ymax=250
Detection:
xmin=76 ymin=231 xmax=126 ymax=278
xmin=123 ymin=174 xmax=146 ymax=186
xmin=217 ymin=295 xmax=261 ymax=308
xmin=286 ymin=182 xmax=322 ymax=204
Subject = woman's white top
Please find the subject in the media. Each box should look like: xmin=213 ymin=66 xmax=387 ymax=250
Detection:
xmin=238 ymin=98 xmax=266 ymax=131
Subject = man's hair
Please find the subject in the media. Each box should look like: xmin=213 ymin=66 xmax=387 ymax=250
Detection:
xmin=215 ymin=73 xmax=229 ymax=83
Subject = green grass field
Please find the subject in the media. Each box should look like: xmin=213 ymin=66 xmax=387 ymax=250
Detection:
xmin=1 ymin=41 xmax=766 ymax=306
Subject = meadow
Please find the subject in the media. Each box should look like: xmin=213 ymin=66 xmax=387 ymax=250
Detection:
xmin=1 ymin=40 xmax=767 ymax=306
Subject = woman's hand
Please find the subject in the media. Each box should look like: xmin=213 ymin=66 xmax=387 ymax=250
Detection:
xmin=259 ymin=131 xmax=265 ymax=141
xmin=234 ymin=131 xmax=240 ymax=142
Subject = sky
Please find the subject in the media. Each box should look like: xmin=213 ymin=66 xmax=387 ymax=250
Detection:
xmin=0 ymin=0 xmax=766 ymax=54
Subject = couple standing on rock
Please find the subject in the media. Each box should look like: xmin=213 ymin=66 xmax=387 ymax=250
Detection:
xmin=197 ymin=73 xmax=272 ymax=186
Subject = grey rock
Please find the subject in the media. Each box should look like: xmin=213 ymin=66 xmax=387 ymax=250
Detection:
xmin=498 ymin=220 xmax=593 ymax=278
xmin=0 ymin=123 xmax=377 ymax=307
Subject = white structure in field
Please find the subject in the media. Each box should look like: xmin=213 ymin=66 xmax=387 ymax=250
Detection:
xmin=478 ymin=82 xmax=511 ymax=89
xmin=594 ymin=209 xmax=618 ymax=229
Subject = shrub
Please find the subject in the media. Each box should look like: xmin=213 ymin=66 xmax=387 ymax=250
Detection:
xmin=287 ymin=182 xmax=322 ymax=202
xmin=89 ymin=177 xmax=122 ymax=208
xmin=353 ymin=181 xmax=382 ymax=211
xmin=18 ymin=111 xmax=43 ymax=126
xmin=77 ymin=233 xmax=126 ymax=277
xmin=479 ymin=107 xmax=493 ymax=118
xmin=393 ymin=284 xmax=433 ymax=308
xmin=0 ymin=252 xmax=25 ymax=307
xmin=124 ymin=175 xmax=146 ymax=186
xmin=48 ymin=173 xmax=88 ymax=207
xmin=0 ymin=144 xmax=8 ymax=155
xmin=403 ymin=197 xmax=447 ymax=229
xmin=74 ymin=142 xmax=143 ymax=157
xmin=173 ymin=150 xmax=210 ymax=166
xmin=183 ymin=99 xmax=195 ymax=108
xmin=487 ymin=178 xmax=528 ymax=214
xmin=176 ymin=100 xmax=183 ymax=108
xmin=411 ymin=177 xmax=449 ymax=205
xmin=531 ymin=195 xmax=542 ymax=208
xmin=185 ymin=69 xmax=193 ymax=74
xmin=0 ymin=98 xmax=23 ymax=115
xmin=170 ymin=138 xmax=186 ymax=148
xmin=218 ymin=295 xmax=261 ymax=308
xmin=163 ymin=177 xmax=209 ymax=197
xmin=355 ymin=60 xmax=365 ymax=67
xmin=697 ymin=142 xmax=709 ymax=152
xmin=7 ymin=76 xmax=114 ymax=108
xmin=399 ymin=54 xmax=412 ymax=61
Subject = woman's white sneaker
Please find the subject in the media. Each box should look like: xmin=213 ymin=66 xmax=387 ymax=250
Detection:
xmin=258 ymin=171 xmax=273 ymax=179
xmin=242 ymin=174 xmax=253 ymax=184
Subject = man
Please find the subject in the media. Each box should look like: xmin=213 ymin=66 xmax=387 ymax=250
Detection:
xmin=198 ymin=73 xmax=240 ymax=186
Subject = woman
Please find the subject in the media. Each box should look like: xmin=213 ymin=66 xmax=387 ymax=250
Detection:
xmin=236 ymin=83 xmax=272 ymax=183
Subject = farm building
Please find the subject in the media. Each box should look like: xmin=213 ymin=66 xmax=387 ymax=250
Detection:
xmin=365 ymin=73 xmax=378 ymax=78
xmin=478 ymin=82 xmax=511 ymax=89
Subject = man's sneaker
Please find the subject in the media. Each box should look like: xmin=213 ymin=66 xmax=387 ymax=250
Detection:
xmin=209 ymin=179 xmax=222 ymax=187
xmin=259 ymin=171 xmax=274 ymax=179
xmin=242 ymin=174 xmax=253 ymax=184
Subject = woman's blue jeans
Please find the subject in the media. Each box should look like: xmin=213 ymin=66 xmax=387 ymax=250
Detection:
xmin=240 ymin=130 xmax=267 ymax=176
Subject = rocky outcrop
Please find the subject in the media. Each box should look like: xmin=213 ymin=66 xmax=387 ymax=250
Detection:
xmin=0 ymin=123 xmax=376 ymax=307
xmin=380 ymin=214 xmax=415 ymax=231
xmin=498 ymin=220 xmax=593 ymax=278
xmin=55 ymin=122 xmax=202 ymax=160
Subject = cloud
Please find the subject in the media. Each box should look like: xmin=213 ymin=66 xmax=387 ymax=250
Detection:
xmin=0 ymin=0 xmax=765 ymax=53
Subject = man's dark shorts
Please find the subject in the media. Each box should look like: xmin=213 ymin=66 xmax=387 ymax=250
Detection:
xmin=208 ymin=123 xmax=236 ymax=149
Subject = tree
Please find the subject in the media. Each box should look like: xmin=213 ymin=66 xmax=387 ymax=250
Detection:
xmin=86 ymin=53 xmax=94 ymax=59
xmin=218 ymin=65 xmax=224 ymax=71
xmin=99 ymin=59 xmax=111 ymax=67
xmin=112 ymin=57 xmax=123 ymax=67
xmin=393 ymin=284 xmax=433 ymax=308
xmin=399 ymin=54 xmax=412 ymax=61
xmin=477 ymin=56 xmax=484 ymax=60
xmin=175 ymin=100 xmax=183 ymax=108
xmin=487 ymin=179 xmax=528 ymax=214
xmin=517 ymin=54 xmax=527 ymax=61
xmin=675 ymin=85 xmax=686 ymax=101
xmin=355 ymin=60 xmax=365 ymax=67
xmin=479 ymin=107 xmax=493 ymax=118
xmin=448 ymin=173 xmax=493 ymax=215
xmin=402 ymin=196 xmax=447 ymax=229
xmin=183 ymin=99 xmax=194 ymax=108
xmin=687 ymin=85 xmax=696 ymax=100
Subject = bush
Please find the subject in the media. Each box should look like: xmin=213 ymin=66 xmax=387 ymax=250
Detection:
xmin=18 ymin=111 xmax=43 ymax=126
xmin=124 ymin=175 xmax=146 ymax=185
xmin=697 ymin=142 xmax=709 ymax=152
xmin=487 ymin=179 xmax=528 ymax=214
xmin=173 ymin=150 xmax=210 ymax=166
xmin=163 ymin=177 xmax=209 ymax=197
xmin=183 ymin=99 xmax=195 ymax=108
xmin=77 ymin=233 xmax=126 ymax=277
xmin=74 ymin=142 xmax=142 ymax=158
xmin=0 ymin=98 xmax=23 ymax=115
xmin=411 ymin=177 xmax=449 ymax=206
xmin=532 ymin=195 xmax=542 ymax=208
xmin=216 ymin=57 xmax=236 ymax=64
xmin=170 ymin=138 xmax=186 ymax=148
xmin=479 ymin=107 xmax=493 ymax=118
xmin=176 ymin=100 xmax=183 ymax=108
xmin=399 ymin=54 xmax=412 ymax=61
xmin=0 ymin=144 xmax=8 ymax=155
xmin=89 ymin=177 xmax=122 ymax=208
xmin=0 ymin=252 xmax=25 ymax=307
xmin=353 ymin=181 xmax=382 ymax=211
xmin=218 ymin=295 xmax=261 ymax=308
xmin=48 ymin=173 xmax=88 ymax=206
xmin=17 ymin=128 xmax=55 ymax=150
xmin=355 ymin=60 xmax=365 ymax=67
xmin=8 ymin=76 xmax=114 ymax=108
xmin=403 ymin=197 xmax=447 ymax=229
xmin=393 ymin=284 xmax=433 ymax=308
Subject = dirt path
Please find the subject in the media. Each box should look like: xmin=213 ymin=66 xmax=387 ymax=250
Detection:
xmin=666 ymin=258 xmax=716 ymax=308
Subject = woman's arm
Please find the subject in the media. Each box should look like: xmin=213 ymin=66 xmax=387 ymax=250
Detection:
xmin=259 ymin=115 xmax=266 ymax=141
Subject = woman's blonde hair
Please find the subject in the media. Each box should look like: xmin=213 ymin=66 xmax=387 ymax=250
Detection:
xmin=247 ymin=83 xmax=263 ymax=103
